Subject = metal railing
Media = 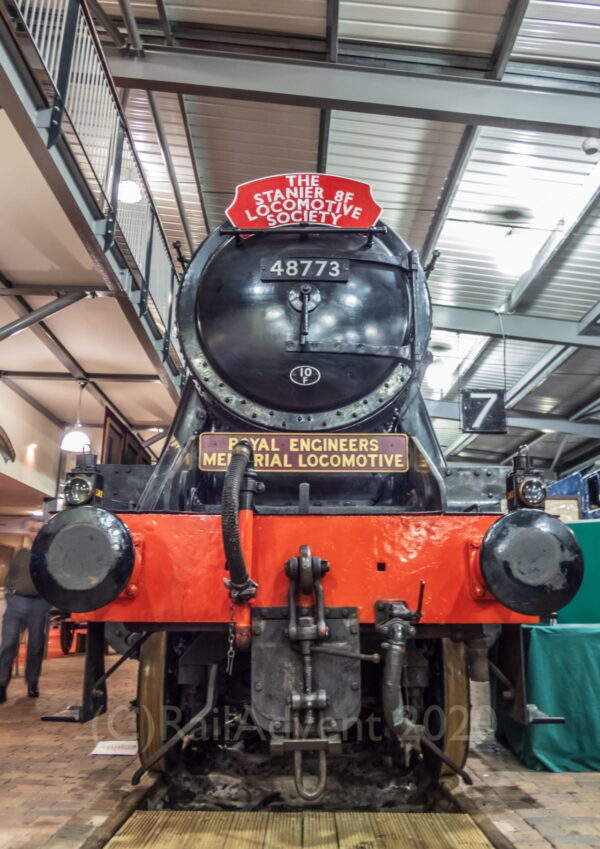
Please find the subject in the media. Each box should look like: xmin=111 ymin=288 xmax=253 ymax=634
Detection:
xmin=6 ymin=0 xmax=182 ymax=375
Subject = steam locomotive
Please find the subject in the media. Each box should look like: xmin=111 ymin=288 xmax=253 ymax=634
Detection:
xmin=31 ymin=174 xmax=583 ymax=804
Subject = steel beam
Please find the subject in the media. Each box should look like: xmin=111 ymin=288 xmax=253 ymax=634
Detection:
xmin=152 ymin=0 xmax=209 ymax=238
xmin=106 ymin=48 xmax=600 ymax=136
xmin=427 ymin=400 xmax=600 ymax=440
xmin=421 ymin=0 xmax=528 ymax=261
xmin=0 ymin=371 xmax=160 ymax=381
xmin=0 ymin=282 xmax=109 ymax=295
xmin=0 ymin=374 xmax=64 ymax=428
xmin=154 ymin=0 xmax=173 ymax=46
xmin=434 ymin=160 xmax=600 ymax=455
xmin=325 ymin=0 xmax=340 ymax=64
xmin=117 ymin=0 xmax=144 ymax=54
xmin=317 ymin=0 xmax=339 ymax=174
xmin=178 ymin=94 xmax=211 ymax=235
xmin=550 ymin=434 xmax=569 ymax=472
xmin=3 ymin=294 xmax=135 ymax=428
xmin=421 ymin=126 xmax=480 ymax=262
xmin=559 ymin=446 xmax=600 ymax=476
xmin=142 ymin=428 xmax=166 ymax=447
xmin=578 ymin=298 xmax=600 ymax=337
xmin=502 ymin=433 xmax=550 ymax=466
xmin=84 ymin=0 xmax=126 ymax=48
xmin=442 ymin=344 xmax=577 ymax=457
xmin=146 ymin=90 xmax=194 ymax=252
xmin=432 ymin=304 xmax=600 ymax=349
xmin=486 ymin=0 xmax=531 ymax=81
xmin=508 ymin=161 xmax=600 ymax=312
xmin=0 ymin=293 xmax=86 ymax=342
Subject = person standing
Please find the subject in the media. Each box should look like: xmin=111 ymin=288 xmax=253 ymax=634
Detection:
xmin=0 ymin=518 xmax=48 ymax=702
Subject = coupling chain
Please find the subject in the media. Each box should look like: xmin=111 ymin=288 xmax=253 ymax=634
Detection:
xmin=226 ymin=600 xmax=236 ymax=675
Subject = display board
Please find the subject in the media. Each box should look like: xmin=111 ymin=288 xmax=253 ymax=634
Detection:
xmin=461 ymin=389 xmax=506 ymax=433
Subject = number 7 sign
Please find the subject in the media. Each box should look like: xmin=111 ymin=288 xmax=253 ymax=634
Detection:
xmin=461 ymin=389 xmax=507 ymax=434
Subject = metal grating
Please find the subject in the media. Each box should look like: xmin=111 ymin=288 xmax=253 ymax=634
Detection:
xmin=512 ymin=0 xmax=600 ymax=67
xmin=327 ymin=112 xmax=465 ymax=251
xmin=182 ymin=97 xmax=319 ymax=230
xmin=338 ymin=0 xmax=511 ymax=54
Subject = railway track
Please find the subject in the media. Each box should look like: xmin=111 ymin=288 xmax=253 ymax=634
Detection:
xmin=102 ymin=809 xmax=497 ymax=848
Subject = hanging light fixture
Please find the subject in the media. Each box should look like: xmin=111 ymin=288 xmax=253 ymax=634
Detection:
xmin=60 ymin=380 xmax=91 ymax=452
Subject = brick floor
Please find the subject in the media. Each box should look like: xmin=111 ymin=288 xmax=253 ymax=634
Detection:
xmin=0 ymin=652 xmax=152 ymax=849
xmin=454 ymin=683 xmax=600 ymax=849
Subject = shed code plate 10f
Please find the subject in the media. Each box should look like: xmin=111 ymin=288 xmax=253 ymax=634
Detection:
xmin=199 ymin=432 xmax=409 ymax=473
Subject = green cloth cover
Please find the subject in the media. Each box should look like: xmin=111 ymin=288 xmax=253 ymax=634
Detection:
xmin=558 ymin=521 xmax=600 ymax=624
xmin=501 ymin=625 xmax=600 ymax=772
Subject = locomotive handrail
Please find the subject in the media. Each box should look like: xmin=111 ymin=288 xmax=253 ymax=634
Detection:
xmin=219 ymin=225 xmax=387 ymax=233
xmin=219 ymin=223 xmax=388 ymax=248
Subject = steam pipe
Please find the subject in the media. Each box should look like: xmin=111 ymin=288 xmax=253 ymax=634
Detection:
xmin=381 ymin=630 xmax=473 ymax=785
xmin=221 ymin=440 xmax=258 ymax=599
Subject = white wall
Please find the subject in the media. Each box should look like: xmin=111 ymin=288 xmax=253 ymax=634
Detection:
xmin=0 ymin=382 xmax=61 ymax=495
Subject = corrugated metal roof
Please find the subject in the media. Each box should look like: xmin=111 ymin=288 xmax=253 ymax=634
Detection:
xmin=422 ymin=328 xmax=487 ymax=399
xmin=163 ymin=0 xmax=326 ymax=35
xmin=512 ymin=0 xmax=600 ymax=67
xmin=327 ymin=112 xmax=465 ymax=250
xmin=182 ymin=96 xmax=319 ymax=230
xmin=517 ymin=348 xmax=600 ymax=417
xmin=533 ymin=433 xmax=593 ymax=467
xmin=457 ymin=426 xmax=540 ymax=461
xmin=452 ymin=338 xmax=555 ymax=395
xmin=431 ymin=417 xmax=462 ymax=449
xmin=428 ymin=126 xmax=598 ymax=311
xmin=125 ymin=89 xmax=206 ymax=256
xmin=519 ymin=198 xmax=600 ymax=320
xmin=338 ymin=0 xmax=511 ymax=54
xmin=524 ymin=431 xmax=580 ymax=461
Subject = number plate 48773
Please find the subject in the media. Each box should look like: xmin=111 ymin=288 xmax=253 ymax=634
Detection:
xmin=261 ymin=257 xmax=349 ymax=282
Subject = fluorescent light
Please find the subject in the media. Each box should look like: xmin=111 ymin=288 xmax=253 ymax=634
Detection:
xmin=60 ymin=427 xmax=91 ymax=453
xmin=30 ymin=510 xmax=43 ymax=517
xmin=118 ymin=179 xmax=143 ymax=204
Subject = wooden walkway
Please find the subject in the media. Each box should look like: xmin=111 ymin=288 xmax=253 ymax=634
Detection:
xmin=106 ymin=810 xmax=496 ymax=848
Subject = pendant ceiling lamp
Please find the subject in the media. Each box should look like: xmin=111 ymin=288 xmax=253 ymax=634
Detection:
xmin=60 ymin=380 xmax=91 ymax=452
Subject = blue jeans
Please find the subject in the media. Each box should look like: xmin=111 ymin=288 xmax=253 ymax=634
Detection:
xmin=0 ymin=594 xmax=50 ymax=687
